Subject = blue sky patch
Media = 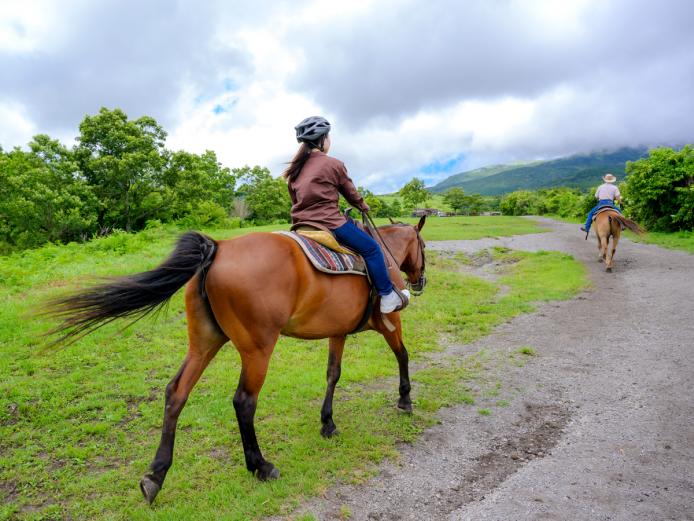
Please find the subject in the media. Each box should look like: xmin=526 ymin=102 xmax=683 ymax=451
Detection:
xmin=419 ymin=153 xmax=466 ymax=175
xmin=223 ymin=78 xmax=239 ymax=91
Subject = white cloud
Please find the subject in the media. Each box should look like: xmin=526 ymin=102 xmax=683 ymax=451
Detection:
xmin=1 ymin=0 xmax=693 ymax=193
xmin=0 ymin=101 xmax=36 ymax=149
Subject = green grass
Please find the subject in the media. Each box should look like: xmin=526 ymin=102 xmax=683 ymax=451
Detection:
xmin=379 ymin=216 xmax=547 ymax=241
xmin=518 ymin=346 xmax=536 ymax=356
xmin=625 ymin=230 xmax=694 ymax=254
xmin=0 ymin=220 xmax=587 ymax=520
xmin=379 ymin=193 xmax=451 ymax=211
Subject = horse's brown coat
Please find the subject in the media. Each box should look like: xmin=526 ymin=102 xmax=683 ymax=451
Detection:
xmin=46 ymin=218 xmax=425 ymax=503
xmin=593 ymin=210 xmax=644 ymax=271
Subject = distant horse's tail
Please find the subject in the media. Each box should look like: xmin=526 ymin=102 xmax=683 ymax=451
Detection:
xmin=610 ymin=214 xmax=645 ymax=235
xmin=47 ymin=232 xmax=217 ymax=343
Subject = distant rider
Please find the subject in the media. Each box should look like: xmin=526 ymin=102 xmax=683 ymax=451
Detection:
xmin=580 ymin=173 xmax=623 ymax=234
xmin=284 ymin=116 xmax=409 ymax=313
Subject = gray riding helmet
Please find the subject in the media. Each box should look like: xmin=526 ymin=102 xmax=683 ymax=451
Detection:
xmin=295 ymin=116 xmax=331 ymax=143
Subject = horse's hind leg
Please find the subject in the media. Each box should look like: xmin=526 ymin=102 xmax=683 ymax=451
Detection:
xmin=378 ymin=314 xmax=412 ymax=413
xmin=598 ymin=233 xmax=609 ymax=263
xmin=320 ymin=336 xmax=345 ymax=438
xmin=232 ymin=335 xmax=280 ymax=481
xmin=140 ymin=285 xmax=227 ymax=504
xmin=607 ymin=230 xmax=620 ymax=272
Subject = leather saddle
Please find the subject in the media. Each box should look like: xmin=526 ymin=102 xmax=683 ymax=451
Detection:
xmin=592 ymin=205 xmax=620 ymax=220
xmin=291 ymin=224 xmax=357 ymax=256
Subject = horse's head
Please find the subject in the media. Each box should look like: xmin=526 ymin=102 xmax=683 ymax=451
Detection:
xmin=381 ymin=216 xmax=427 ymax=295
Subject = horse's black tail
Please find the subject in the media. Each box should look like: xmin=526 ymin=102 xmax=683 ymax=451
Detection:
xmin=611 ymin=214 xmax=645 ymax=235
xmin=46 ymin=231 xmax=217 ymax=344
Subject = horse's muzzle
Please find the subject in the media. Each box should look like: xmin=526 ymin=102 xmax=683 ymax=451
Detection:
xmin=408 ymin=275 xmax=427 ymax=296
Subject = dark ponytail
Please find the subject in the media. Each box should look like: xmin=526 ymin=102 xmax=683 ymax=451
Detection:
xmin=283 ymin=135 xmax=326 ymax=181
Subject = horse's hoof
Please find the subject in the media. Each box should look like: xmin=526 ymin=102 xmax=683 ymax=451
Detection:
xmin=606 ymin=267 xmax=612 ymax=273
xmin=140 ymin=475 xmax=161 ymax=505
xmin=321 ymin=423 xmax=339 ymax=438
xmin=256 ymin=462 xmax=280 ymax=481
xmin=397 ymin=401 xmax=413 ymax=415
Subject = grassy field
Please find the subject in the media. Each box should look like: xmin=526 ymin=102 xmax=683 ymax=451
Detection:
xmin=624 ymin=230 xmax=694 ymax=254
xmin=390 ymin=216 xmax=546 ymax=241
xmin=0 ymin=217 xmax=585 ymax=520
xmin=379 ymin=193 xmax=452 ymax=211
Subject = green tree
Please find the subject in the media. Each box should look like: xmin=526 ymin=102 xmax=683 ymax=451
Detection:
xmin=500 ymin=190 xmax=541 ymax=216
xmin=388 ymin=199 xmax=404 ymax=218
xmin=461 ymin=193 xmax=484 ymax=215
xmin=443 ymin=188 xmax=467 ymax=214
xmin=162 ymin=150 xmax=236 ymax=220
xmin=236 ymin=166 xmax=291 ymax=223
xmin=0 ymin=136 xmax=97 ymax=250
xmin=75 ymin=107 xmax=168 ymax=232
xmin=399 ymin=178 xmax=429 ymax=209
xmin=622 ymin=145 xmax=694 ymax=231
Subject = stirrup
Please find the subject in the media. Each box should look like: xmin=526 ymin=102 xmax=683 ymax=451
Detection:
xmin=391 ymin=287 xmax=410 ymax=312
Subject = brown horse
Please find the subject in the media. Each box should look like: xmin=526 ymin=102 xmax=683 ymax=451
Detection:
xmin=592 ymin=209 xmax=644 ymax=271
xmin=48 ymin=217 xmax=427 ymax=504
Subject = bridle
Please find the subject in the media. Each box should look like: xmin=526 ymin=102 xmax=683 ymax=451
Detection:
xmin=361 ymin=212 xmax=427 ymax=296
xmin=409 ymin=225 xmax=427 ymax=295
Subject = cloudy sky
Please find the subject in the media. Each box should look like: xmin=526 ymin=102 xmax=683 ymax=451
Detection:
xmin=1 ymin=0 xmax=692 ymax=192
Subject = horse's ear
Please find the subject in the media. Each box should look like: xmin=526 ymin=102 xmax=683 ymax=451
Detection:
xmin=417 ymin=215 xmax=426 ymax=231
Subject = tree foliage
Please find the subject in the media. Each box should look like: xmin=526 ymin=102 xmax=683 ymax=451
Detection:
xmin=443 ymin=188 xmax=486 ymax=215
xmin=500 ymin=188 xmax=590 ymax=218
xmin=0 ymin=107 xmax=282 ymax=251
xmin=75 ymin=108 xmax=168 ymax=232
xmin=235 ymin=166 xmax=292 ymax=224
xmin=0 ymin=136 xmax=97 ymax=251
xmin=399 ymin=178 xmax=429 ymax=209
xmin=622 ymin=146 xmax=694 ymax=231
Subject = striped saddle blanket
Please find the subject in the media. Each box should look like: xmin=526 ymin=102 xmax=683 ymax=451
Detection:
xmin=593 ymin=205 xmax=621 ymax=220
xmin=274 ymin=231 xmax=367 ymax=276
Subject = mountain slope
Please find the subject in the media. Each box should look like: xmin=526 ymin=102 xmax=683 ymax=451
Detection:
xmin=430 ymin=161 xmax=540 ymax=192
xmin=429 ymin=148 xmax=648 ymax=195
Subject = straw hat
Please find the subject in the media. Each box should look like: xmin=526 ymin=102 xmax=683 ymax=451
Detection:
xmin=603 ymin=173 xmax=617 ymax=183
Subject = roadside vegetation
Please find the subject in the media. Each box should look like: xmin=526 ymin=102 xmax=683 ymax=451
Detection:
xmin=0 ymin=219 xmax=586 ymax=521
xmin=495 ymin=145 xmax=693 ymax=253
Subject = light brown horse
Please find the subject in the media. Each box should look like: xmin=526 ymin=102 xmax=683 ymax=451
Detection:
xmin=592 ymin=209 xmax=643 ymax=271
xmin=48 ymin=217 xmax=427 ymax=504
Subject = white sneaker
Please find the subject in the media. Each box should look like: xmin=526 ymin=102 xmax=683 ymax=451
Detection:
xmin=380 ymin=289 xmax=411 ymax=313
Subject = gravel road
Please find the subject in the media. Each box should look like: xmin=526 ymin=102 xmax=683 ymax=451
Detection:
xmin=274 ymin=217 xmax=694 ymax=521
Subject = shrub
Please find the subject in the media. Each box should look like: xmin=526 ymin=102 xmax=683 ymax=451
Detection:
xmin=179 ymin=201 xmax=229 ymax=228
xmin=622 ymin=145 xmax=694 ymax=231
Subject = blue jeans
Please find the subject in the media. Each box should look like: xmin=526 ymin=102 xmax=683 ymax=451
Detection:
xmin=332 ymin=219 xmax=393 ymax=295
xmin=584 ymin=200 xmax=622 ymax=231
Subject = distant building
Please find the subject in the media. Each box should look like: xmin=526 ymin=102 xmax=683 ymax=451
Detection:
xmin=411 ymin=208 xmax=440 ymax=217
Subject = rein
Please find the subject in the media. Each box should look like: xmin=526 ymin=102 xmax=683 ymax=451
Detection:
xmin=361 ymin=211 xmax=427 ymax=294
xmin=361 ymin=212 xmax=400 ymax=267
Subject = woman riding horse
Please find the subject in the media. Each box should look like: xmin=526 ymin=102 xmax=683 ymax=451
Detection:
xmin=47 ymin=131 xmax=427 ymax=503
xmin=286 ymin=116 xmax=409 ymax=313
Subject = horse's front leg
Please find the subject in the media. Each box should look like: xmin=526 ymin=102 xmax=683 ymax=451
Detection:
xmin=320 ymin=336 xmax=345 ymax=437
xmin=379 ymin=314 xmax=412 ymax=413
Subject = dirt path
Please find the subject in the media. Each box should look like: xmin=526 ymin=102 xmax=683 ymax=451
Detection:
xmin=275 ymin=218 xmax=694 ymax=521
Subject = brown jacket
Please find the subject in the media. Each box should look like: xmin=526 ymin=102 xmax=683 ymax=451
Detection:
xmin=287 ymin=151 xmax=366 ymax=230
